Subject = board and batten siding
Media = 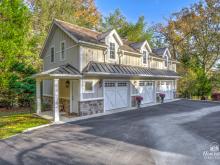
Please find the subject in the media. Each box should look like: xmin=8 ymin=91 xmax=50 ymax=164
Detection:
xmin=43 ymin=79 xmax=70 ymax=99
xmin=82 ymin=79 xmax=103 ymax=100
xmin=81 ymin=46 xmax=104 ymax=70
xmin=121 ymin=53 xmax=141 ymax=66
xmin=43 ymin=26 xmax=79 ymax=71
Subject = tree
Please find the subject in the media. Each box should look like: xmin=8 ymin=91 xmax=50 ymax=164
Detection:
xmin=103 ymin=9 xmax=153 ymax=43
xmin=28 ymin=0 xmax=101 ymax=60
xmin=0 ymin=0 xmax=36 ymax=107
xmin=154 ymin=0 xmax=220 ymax=98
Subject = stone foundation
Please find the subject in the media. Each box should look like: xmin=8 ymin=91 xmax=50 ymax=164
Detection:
xmin=79 ymin=99 xmax=104 ymax=116
xmin=42 ymin=96 xmax=70 ymax=113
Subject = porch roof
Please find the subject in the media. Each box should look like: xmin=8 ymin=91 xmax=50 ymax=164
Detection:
xmin=83 ymin=62 xmax=180 ymax=78
xmin=33 ymin=63 xmax=82 ymax=79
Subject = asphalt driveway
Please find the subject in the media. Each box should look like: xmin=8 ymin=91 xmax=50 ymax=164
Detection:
xmin=1 ymin=100 xmax=220 ymax=165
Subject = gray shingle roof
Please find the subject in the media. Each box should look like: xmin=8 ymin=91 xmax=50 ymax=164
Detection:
xmin=152 ymin=47 xmax=167 ymax=56
xmin=83 ymin=62 xmax=179 ymax=78
xmin=54 ymin=19 xmax=142 ymax=54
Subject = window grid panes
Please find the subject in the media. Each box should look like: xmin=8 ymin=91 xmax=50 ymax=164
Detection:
xmin=143 ymin=51 xmax=147 ymax=64
xmin=118 ymin=82 xmax=127 ymax=87
xmin=105 ymin=82 xmax=115 ymax=87
xmin=110 ymin=43 xmax=115 ymax=59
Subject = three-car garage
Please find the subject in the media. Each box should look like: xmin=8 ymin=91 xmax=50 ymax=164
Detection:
xmin=104 ymin=80 xmax=175 ymax=111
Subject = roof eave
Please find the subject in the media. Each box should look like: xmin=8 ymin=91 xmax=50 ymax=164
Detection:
xmin=83 ymin=72 xmax=180 ymax=79
xmin=32 ymin=73 xmax=82 ymax=80
xmin=78 ymin=40 xmax=107 ymax=49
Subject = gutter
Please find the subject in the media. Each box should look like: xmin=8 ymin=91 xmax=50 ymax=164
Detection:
xmin=78 ymin=40 xmax=107 ymax=49
xmin=83 ymin=72 xmax=180 ymax=79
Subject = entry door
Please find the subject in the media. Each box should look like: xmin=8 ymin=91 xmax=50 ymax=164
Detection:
xmin=104 ymin=81 xmax=129 ymax=111
xmin=70 ymin=80 xmax=79 ymax=114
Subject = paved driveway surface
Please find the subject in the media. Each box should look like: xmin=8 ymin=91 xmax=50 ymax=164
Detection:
xmin=1 ymin=100 xmax=220 ymax=165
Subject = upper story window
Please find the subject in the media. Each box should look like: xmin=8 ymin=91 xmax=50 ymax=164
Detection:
xmin=60 ymin=41 xmax=65 ymax=60
xmin=143 ymin=51 xmax=147 ymax=64
xmin=50 ymin=47 xmax=55 ymax=63
xmin=110 ymin=42 xmax=116 ymax=59
xmin=164 ymin=55 xmax=168 ymax=68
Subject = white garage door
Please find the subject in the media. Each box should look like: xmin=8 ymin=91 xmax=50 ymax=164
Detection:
xmin=104 ymin=81 xmax=129 ymax=111
xmin=139 ymin=81 xmax=154 ymax=104
xmin=160 ymin=81 xmax=173 ymax=100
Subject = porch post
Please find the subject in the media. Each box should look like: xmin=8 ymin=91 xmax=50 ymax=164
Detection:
xmin=36 ymin=79 xmax=41 ymax=114
xmin=53 ymin=79 xmax=60 ymax=122
xmin=69 ymin=80 xmax=73 ymax=113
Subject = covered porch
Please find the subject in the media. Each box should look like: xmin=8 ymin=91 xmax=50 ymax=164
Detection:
xmin=34 ymin=64 xmax=82 ymax=122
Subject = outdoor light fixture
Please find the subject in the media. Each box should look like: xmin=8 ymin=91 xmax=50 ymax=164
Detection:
xmin=65 ymin=80 xmax=70 ymax=88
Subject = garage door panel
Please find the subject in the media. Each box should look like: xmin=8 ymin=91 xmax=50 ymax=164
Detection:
xmin=116 ymin=87 xmax=128 ymax=109
xmin=139 ymin=81 xmax=154 ymax=104
xmin=104 ymin=81 xmax=129 ymax=111
xmin=105 ymin=89 xmax=116 ymax=111
xmin=160 ymin=81 xmax=173 ymax=100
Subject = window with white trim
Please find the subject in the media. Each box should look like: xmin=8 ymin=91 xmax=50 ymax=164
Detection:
xmin=164 ymin=55 xmax=168 ymax=67
xmin=110 ymin=42 xmax=115 ymax=59
xmin=83 ymin=81 xmax=94 ymax=93
xmin=143 ymin=51 xmax=147 ymax=64
xmin=50 ymin=47 xmax=55 ymax=63
xmin=60 ymin=41 xmax=65 ymax=60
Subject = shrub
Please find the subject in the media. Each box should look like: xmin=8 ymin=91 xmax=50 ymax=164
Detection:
xmin=211 ymin=93 xmax=220 ymax=101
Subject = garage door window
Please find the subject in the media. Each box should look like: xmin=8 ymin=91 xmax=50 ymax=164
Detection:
xmin=139 ymin=81 xmax=145 ymax=86
xmin=118 ymin=82 xmax=127 ymax=87
xmin=105 ymin=82 xmax=115 ymax=87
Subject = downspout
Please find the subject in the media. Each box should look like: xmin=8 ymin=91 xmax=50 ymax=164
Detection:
xmin=103 ymin=48 xmax=108 ymax=63
xmin=118 ymin=48 xmax=123 ymax=65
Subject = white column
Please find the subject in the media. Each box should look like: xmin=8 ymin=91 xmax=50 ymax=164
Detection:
xmin=69 ymin=80 xmax=73 ymax=113
xmin=53 ymin=79 xmax=60 ymax=122
xmin=36 ymin=79 xmax=41 ymax=114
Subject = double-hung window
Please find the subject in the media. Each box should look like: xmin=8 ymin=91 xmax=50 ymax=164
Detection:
xmin=143 ymin=51 xmax=147 ymax=64
xmin=165 ymin=56 xmax=168 ymax=67
xmin=60 ymin=41 xmax=65 ymax=60
xmin=110 ymin=42 xmax=115 ymax=59
xmin=51 ymin=47 xmax=55 ymax=63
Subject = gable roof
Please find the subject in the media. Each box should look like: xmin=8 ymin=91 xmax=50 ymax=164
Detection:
xmin=55 ymin=19 xmax=104 ymax=45
xmin=42 ymin=19 xmax=173 ymax=59
xmin=33 ymin=63 xmax=81 ymax=78
xmin=152 ymin=47 xmax=167 ymax=56
xmin=83 ymin=61 xmax=179 ymax=78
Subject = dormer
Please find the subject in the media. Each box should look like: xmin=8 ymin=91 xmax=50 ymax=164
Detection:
xmin=98 ymin=29 xmax=123 ymax=62
xmin=130 ymin=40 xmax=152 ymax=66
xmin=152 ymin=47 xmax=171 ymax=69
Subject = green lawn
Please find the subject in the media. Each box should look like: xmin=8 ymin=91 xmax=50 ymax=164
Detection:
xmin=0 ymin=114 xmax=50 ymax=139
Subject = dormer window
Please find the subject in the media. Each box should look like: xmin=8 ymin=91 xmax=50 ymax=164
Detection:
xmin=165 ymin=55 xmax=168 ymax=67
xmin=110 ymin=42 xmax=116 ymax=59
xmin=143 ymin=51 xmax=147 ymax=64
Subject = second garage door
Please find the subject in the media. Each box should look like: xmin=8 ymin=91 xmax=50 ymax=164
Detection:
xmin=104 ymin=81 xmax=129 ymax=111
xmin=139 ymin=81 xmax=155 ymax=104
